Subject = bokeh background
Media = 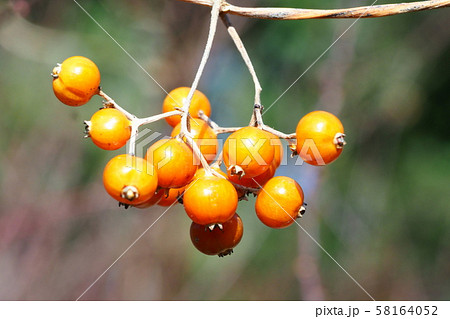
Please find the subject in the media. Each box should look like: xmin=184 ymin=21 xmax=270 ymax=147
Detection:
xmin=0 ymin=0 xmax=449 ymax=300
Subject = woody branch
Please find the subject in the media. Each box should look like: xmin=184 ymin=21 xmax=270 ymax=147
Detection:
xmin=178 ymin=0 xmax=450 ymax=20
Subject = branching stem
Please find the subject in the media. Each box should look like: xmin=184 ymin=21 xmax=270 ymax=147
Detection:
xmin=178 ymin=0 xmax=450 ymax=20
xmin=178 ymin=0 xmax=223 ymax=174
xmin=220 ymin=14 xmax=262 ymax=106
xmin=99 ymin=90 xmax=182 ymax=156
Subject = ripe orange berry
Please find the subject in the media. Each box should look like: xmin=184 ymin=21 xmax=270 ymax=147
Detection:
xmin=190 ymin=213 xmax=243 ymax=257
xmin=255 ymin=176 xmax=305 ymax=229
xmin=228 ymin=161 xmax=277 ymax=189
xmin=158 ymin=186 xmax=186 ymax=207
xmin=154 ymin=166 xmax=227 ymax=207
xmin=194 ymin=165 xmax=227 ymax=180
xmin=52 ymin=56 xmax=100 ymax=106
xmin=295 ymin=111 xmax=345 ymax=166
xmin=162 ymin=87 xmax=211 ymax=127
xmin=145 ymin=138 xmax=197 ymax=188
xmin=183 ymin=175 xmax=238 ymax=226
xmin=103 ymin=155 xmax=158 ymax=206
xmin=269 ymin=134 xmax=284 ymax=168
xmin=223 ymin=127 xmax=275 ymax=178
xmin=134 ymin=190 xmax=164 ymax=209
xmin=85 ymin=108 xmax=131 ymax=150
xmin=171 ymin=118 xmax=218 ymax=164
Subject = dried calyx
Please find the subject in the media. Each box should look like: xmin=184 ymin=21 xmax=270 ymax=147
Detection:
xmin=297 ymin=205 xmax=307 ymax=218
xmin=51 ymin=63 xmax=61 ymax=79
xmin=228 ymin=165 xmax=245 ymax=178
xmin=334 ymin=133 xmax=346 ymax=149
xmin=83 ymin=120 xmax=91 ymax=138
xmin=218 ymin=249 xmax=233 ymax=257
xmin=207 ymin=223 xmax=223 ymax=231
xmin=121 ymin=186 xmax=139 ymax=201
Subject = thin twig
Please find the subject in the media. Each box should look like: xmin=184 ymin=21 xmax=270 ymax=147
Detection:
xmin=221 ymin=14 xmax=262 ymax=106
xmin=98 ymin=90 xmax=136 ymax=120
xmin=198 ymin=110 xmax=219 ymax=130
xmin=214 ymin=127 xmax=242 ymax=134
xmin=180 ymin=0 xmax=222 ymax=135
xmin=229 ymin=181 xmax=260 ymax=195
xmin=178 ymin=0 xmax=222 ymax=173
xmin=128 ymin=122 xmax=139 ymax=156
xmin=252 ymin=105 xmax=297 ymax=148
xmin=126 ymin=111 xmax=183 ymax=156
xmin=260 ymin=125 xmax=296 ymax=141
xmin=198 ymin=110 xmax=241 ymax=134
xmin=99 ymin=90 xmax=186 ymax=156
xmin=139 ymin=110 xmax=183 ymax=125
xmin=220 ymin=14 xmax=263 ymax=126
xmin=179 ymin=0 xmax=450 ymax=20
xmin=181 ymin=134 xmax=211 ymax=169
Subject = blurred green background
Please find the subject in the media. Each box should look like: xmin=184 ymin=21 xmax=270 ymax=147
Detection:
xmin=0 ymin=0 xmax=449 ymax=300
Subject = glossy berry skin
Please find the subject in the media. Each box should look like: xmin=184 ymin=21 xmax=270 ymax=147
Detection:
xmin=190 ymin=213 xmax=243 ymax=257
xmin=194 ymin=166 xmax=227 ymax=180
xmin=134 ymin=190 xmax=164 ymax=208
xmin=296 ymin=111 xmax=345 ymax=166
xmin=223 ymin=127 xmax=275 ymax=178
xmin=228 ymin=161 xmax=276 ymax=189
xmin=255 ymin=176 xmax=304 ymax=229
xmin=103 ymin=155 xmax=158 ymax=206
xmin=227 ymin=135 xmax=281 ymax=190
xmin=162 ymin=87 xmax=211 ymax=127
xmin=183 ymin=175 xmax=238 ymax=226
xmin=86 ymin=108 xmax=131 ymax=150
xmin=145 ymin=138 xmax=197 ymax=189
xmin=158 ymin=186 xmax=186 ymax=207
xmin=52 ymin=56 xmax=100 ymax=106
xmin=227 ymin=135 xmax=280 ymax=197
xmin=171 ymin=118 xmax=218 ymax=164
xmin=270 ymin=134 xmax=283 ymax=168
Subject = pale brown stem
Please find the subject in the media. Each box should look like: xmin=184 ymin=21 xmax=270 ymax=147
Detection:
xmin=198 ymin=110 xmax=241 ymax=134
xmin=260 ymin=125 xmax=296 ymax=141
xmin=178 ymin=0 xmax=222 ymax=174
xmin=229 ymin=181 xmax=260 ymax=195
xmin=198 ymin=110 xmax=219 ymax=130
xmin=139 ymin=110 xmax=183 ymax=125
xmin=98 ymin=90 xmax=135 ymax=120
xmin=214 ymin=127 xmax=242 ymax=134
xmin=180 ymin=0 xmax=221 ymax=139
xmin=98 ymin=90 xmax=185 ymax=156
xmin=219 ymin=14 xmax=262 ymax=127
xmin=251 ymin=105 xmax=297 ymax=149
xmin=220 ymin=14 xmax=262 ymax=106
xmin=178 ymin=0 xmax=450 ymax=20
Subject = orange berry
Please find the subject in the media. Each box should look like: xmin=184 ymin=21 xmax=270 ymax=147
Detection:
xmin=145 ymin=138 xmax=197 ymax=188
xmin=190 ymin=213 xmax=243 ymax=257
xmin=228 ymin=161 xmax=277 ymax=189
xmin=183 ymin=175 xmax=238 ymax=226
xmin=158 ymin=186 xmax=186 ymax=207
xmin=103 ymin=155 xmax=158 ymax=206
xmin=85 ymin=108 xmax=131 ymax=150
xmin=255 ymin=176 xmax=305 ymax=229
xmin=223 ymin=127 xmax=275 ymax=178
xmin=162 ymin=87 xmax=211 ymax=127
xmin=134 ymin=190 xmax=164 ymax=208
xmin=296 ymin=111 xmax=345 ymax=165
xmin=52 ymin=56 xmax=100 ymax=106
xmin=269 ymin=134 xmax=283 ymax=168
xmin=171 ymin=118 xmax=218 ymax=164
xmin=194 ymin=165 xmax=227 ymax=180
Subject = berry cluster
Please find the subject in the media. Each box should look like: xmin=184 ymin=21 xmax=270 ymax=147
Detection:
xmin=52 ymin=56 xmax=346 ymax=257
